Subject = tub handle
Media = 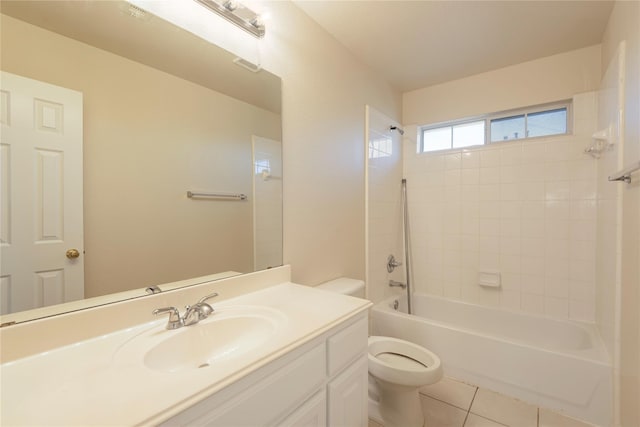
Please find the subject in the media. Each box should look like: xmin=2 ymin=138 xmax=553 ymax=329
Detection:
xmin=387 ymin=254 xmax=403 ymax=273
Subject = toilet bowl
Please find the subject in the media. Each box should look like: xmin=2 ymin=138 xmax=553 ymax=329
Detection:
xmin=368 ymin=336 xmax=442 ymax=427
xmin=316 ymin=278 xmax=443 ymax=427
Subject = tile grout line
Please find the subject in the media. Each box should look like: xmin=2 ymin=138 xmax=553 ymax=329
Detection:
xmin=418 ymin=391 xmax=475 ymax=413
xmin=462 ymin=386 xmax=479 ymax=427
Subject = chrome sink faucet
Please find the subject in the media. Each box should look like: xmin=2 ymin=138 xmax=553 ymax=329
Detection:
xmin=152 ymin=292 xmax=219 ymax=330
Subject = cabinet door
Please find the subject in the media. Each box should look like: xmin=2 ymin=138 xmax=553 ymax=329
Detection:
xmin=327 ymin=356 xmax=368 ymax=427
xmin=278 ymin=391 xmax=326 ymax=427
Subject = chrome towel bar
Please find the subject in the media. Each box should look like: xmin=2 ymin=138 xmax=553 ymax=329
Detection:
xmin=608 ymin=160 xmax=640 ymax=184
xmin=187 ymin=191 xmax=247 ymax=200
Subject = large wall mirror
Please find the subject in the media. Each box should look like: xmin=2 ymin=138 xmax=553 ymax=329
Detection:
xmin=0 ymin=1 xmax=283 ymax=324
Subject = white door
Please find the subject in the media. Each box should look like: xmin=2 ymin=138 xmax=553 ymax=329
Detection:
xmin=0 ymin=71 xmax=84 ymax=315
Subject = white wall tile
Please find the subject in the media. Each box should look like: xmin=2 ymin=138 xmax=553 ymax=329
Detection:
xmin=500 ymin=254 xmax=521 ymax=274
xmin=500 ymin=237 xmax=522 ymax=255
xmin=479 ymin=252 xmax=500 ymax=270
xmin=500 ymin=289 xmax=521 ymax=311
xmin=400 ymin=127 xmax=596 ymax=320
xmin=461 ymin=168 xmax=480 ymax=185
xmin=520 ymin=163 xmax=546 ymax=182
xmin=545 ymin=200 xmax=571 ymax=220
xmin=500 ymin=166 xmax=521 ymax=183
xmin=461 ymin=150 xmax=480 ymax=169
xmin=500 ymin=201 xmax=521 ymax=219
xmin=521 ymin=256 xmax=545 ymax=276
xmin=569 ymin=299 xmax=596 ymax=322
xmin=500 ymin=145 xmax=522 ymax=166
xmin=445 ymin=152 xmax=462 ymax=169
xmin=569 ymin=279 xmax=595 ymax=302
xmin=545 ymin=296 xmax=569 ymax=318
xmin=500 ymin=273 xmax=521 ymax=291
xmin=500 ymin=183 xmax=521 ymax=200
xmin=478 ymin=184 xmax=501 ymax=201
xmin=545 ymin=181 xmax=572 ymax=200
xmin=544 ymin=276 xmax=570 ymax=298
xmin=522 ymin=141 xmax=547 ymax=164
xmin=500 ymin=219 xmax=521 ymax=237
xmin=521 ymin=201 xmax=546 ymax=219
xmin=480 ymin=167 xmax=501 ymax=184
xmin=570 ymin=180 xmax=597 ymax=200
xmin=424 ymin=154 xmax=445 ymax=171
xmin=521 ymin=238 xmax=545 ymax=256
xmin=521 ymin=293 xmax=545 ymax=315
xmin=520 ymin=182 xmax=545 ymax=200
xmin=570 ymin=200 xmax=597 ymax=221
xmin=480 ymin=149 xmax=501 ymax=168
xmin=521 ymin=219 xmax=545 ymax=238
xmin=479 ymin=218 xmax=501 ymax=236
xmin=521 ymin=274 xmax=545 ymax=295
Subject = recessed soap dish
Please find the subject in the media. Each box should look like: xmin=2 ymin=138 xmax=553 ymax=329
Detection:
xmin=478 ymin=271 xmax=501 ymax=288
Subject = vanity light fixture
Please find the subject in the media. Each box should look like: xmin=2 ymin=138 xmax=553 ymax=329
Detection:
xmin=194 ymin=0 xmax=265 ymax=38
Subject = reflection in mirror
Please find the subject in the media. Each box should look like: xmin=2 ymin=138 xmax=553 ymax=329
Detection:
xmin=0 ymin=1 xmax=282 ymax=324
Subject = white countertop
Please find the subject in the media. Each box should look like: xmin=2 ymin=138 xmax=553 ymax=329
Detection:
xmin=0 ymin=282 xmax=371 ymax=426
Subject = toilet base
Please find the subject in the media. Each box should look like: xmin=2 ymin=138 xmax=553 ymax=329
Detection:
xmin=372 ymin=378 xmax=424 ymax=427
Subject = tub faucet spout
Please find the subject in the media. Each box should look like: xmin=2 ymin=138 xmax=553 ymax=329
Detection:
xmin=389 ymin=280 xmax=407 ymax=289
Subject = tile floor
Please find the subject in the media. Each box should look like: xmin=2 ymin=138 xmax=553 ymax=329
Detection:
xmin=368 ymin=377 xmax=597 ymax=427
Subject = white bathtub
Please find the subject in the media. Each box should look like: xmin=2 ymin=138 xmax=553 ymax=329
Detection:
xmin=371 ymin=294 xmax=612 ymax=426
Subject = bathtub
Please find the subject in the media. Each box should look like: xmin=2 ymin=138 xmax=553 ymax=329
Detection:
xmin=371 ymin=294 xmax=612 ymax=426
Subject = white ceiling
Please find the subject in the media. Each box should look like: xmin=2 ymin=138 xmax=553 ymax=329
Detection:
xmin=294 ymin=1 xmax=614 ymax=92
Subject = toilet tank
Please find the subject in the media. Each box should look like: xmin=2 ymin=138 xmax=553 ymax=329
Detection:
xmin=316 ymin=278 xmax=365 ymax=298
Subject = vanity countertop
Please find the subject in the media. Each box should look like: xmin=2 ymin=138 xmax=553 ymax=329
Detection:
xmin=0 ymin=282 xmax=371 ymax=426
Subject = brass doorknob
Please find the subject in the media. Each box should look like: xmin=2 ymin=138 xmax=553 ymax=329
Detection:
xmin=66 ymin=249 xmax=80 ymax=259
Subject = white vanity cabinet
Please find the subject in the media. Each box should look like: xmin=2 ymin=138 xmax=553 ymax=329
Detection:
xmin=160 ymin=313 xmax=369 ymax=427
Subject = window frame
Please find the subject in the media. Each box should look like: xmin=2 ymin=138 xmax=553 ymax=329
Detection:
xmin=419 ymin=100 xmax=573 ymax=153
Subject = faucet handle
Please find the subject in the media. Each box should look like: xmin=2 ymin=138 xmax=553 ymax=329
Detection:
xmin=198 ymin=292 xmax=219 ymax=304
xmin=198 ymin=302 xmax=214 ymax=317
xmin=152 ymin=306 xmax=184 ymax=330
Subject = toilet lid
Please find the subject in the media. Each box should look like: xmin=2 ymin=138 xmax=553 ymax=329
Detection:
xmin=375 ymin=352 xmax=429 ymax=370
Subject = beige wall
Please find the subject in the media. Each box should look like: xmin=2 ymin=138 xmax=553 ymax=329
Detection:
xmin=403 ymin=45 xmax=602 ymax=127
xmin=600 ymin=1 xmax=640 ymax=426
xmin=259 ymin=2 xmax=402 ymax=285
xmin=1 ymin=16 xmax=281 ymax=296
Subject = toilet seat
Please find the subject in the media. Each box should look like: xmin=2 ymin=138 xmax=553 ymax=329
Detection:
xmin=368 ymin=336 xmax=442 ymax=387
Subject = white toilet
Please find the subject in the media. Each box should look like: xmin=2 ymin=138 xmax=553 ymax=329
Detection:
xmin=316 ymin=278 xmax=443 ymax=427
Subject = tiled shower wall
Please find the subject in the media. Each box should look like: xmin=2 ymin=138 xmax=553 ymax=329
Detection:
xmin=401 ymin=93 xmax=598 ymax=321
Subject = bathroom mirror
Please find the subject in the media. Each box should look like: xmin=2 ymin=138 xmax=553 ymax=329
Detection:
xmin=0 ymin=1 xmax=282 ymax=324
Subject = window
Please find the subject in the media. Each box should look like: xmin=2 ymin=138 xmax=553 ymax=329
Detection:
xmin=420 ymin=102 xmax=570 ymax=153
xmin=526 ymin=108 xmax=567 ymax=138
xmin=490 ymin=115 xmax=525 ymax=142
xmin=422 ymin=120 xmax=485 ymax=152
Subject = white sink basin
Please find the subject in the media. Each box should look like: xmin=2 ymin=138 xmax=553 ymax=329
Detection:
xmin=115 ymin=305 xmax=287 ymax=373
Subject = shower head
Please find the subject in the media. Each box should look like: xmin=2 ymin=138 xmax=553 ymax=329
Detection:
xmin=390 ymin=125 xmax=405 ymax=135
